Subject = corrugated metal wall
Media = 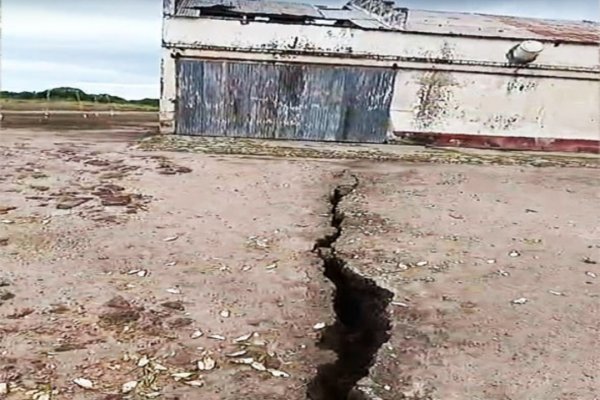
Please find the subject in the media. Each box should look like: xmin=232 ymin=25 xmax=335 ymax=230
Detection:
xmin=176 ymin=59 xmax=395 ymax=143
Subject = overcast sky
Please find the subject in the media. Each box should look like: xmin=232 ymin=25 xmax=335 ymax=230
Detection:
xmin=2 ymin=0 xmax=598 ymax=100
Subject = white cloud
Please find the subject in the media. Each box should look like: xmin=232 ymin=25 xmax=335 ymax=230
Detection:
xmin=2 ymin=0 xmax=595 ymax=100
xmin=3 ymin=59 xmax=128 ymax=79
xmin=3 ymin=9 xmax=161 ymax=49
xmin=1 ymin=0 xmax=161 ymax=99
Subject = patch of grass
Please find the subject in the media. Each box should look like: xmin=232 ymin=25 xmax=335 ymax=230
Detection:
xmin=0 ymin=99 xmax=157 ymax=112
xmin=0 ymin=87 xmax=158 ymax=112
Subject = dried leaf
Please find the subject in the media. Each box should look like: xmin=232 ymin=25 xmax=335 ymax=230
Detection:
xmin=153 ymin=363 xmax=168 ymax=371
xmin=268 ymin=369 xmax=290 ymax=378
xmin=73 ymin=378 xmax=94 ymax=389
xmin=208 ymin=334 xmax=225 ymax=341
xmin=231 ymin=357 xmax=254 ymax=365
xmin=186 ymin=380 xmax=204 ymax=387
xmin=395 ymin=262 xmax=409 ymax=271
xmin=313 ymin=322 xmax=326 ymax=331
xmin=511 ymin=297 xmax=528 ymax=305
xmin=233 ymin=333 xmax=253 ymax=343
xmin=137 ymin=355 xmax=150 ymax=367
xmin=167 ymin=287 xmax=182 ymax=295
xmin=122 ymin=381 xmax=138 ymax=393
xmin=220 ymin=309 xmax=230 ymax=318
xmin=191 ymin=329 xmax=203 ymax=339
xmin=171 ymin=372 xmax=194 ymax=381
xmin=164 ymin=236 xmax=179 ymax=242
xmin=197 ymin=356 xmax=216 ymax=371
xmin=226 ymin=350 xmax=248 ymax=357
xmin=251 ymin=361 xmax=267 ymax=371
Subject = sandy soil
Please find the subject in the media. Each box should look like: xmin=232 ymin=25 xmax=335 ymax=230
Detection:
xmin=337 ymin=164 xmax=600 ymax=400
xmin=1 ymin=125 xmax=598 ymax=400
xmin=0 ymin=128 xmax=339 ymax=399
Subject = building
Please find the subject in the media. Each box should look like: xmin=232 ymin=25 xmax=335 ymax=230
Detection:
xmin=161 ymin=0 xmax=599 ymax=152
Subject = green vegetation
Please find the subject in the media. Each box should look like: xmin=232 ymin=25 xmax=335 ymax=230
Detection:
xmin=0 ymin=87 xmax=158 ymax=111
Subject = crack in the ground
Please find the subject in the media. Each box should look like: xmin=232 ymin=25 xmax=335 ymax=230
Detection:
xmin=308 ymin=172 xmax=394 ymax=400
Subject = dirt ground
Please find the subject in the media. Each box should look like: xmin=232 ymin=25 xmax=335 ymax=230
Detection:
xmin=337 ymin=163 xmax=600 ymax=400
xmin=0 ymin=124 xmax=598 ymax=400
xmin=0 ymin=112 xmax=157 ymax=131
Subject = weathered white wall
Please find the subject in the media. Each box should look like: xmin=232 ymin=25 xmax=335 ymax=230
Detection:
xmin=160 ymin=47 xmax=176 ymax=133
xmin=161 ymin=17 xmax=600 ymax=146
xmin=163 ymin=17 xmax=600 ymax=70
xmin=390 ymin=71 xmax=600 ymax=140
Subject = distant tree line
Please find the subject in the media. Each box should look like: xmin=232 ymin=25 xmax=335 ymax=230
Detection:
xmin=0 ymin=87 xmax=158 ymax=108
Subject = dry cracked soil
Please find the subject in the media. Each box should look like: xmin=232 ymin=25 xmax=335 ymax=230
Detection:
xmin=0 ymin=126 xmax=599 ymax=400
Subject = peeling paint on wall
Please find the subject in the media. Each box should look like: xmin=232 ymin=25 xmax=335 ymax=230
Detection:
xmin=535 ymin=107 xmax=545 ymax=129
xmin=506 ymin=77 xmax=538 ymax=94
xmin=414 ymin=71 xmax=456 ymax=129
xmin=419 ymin=41 xmax=457 ymax=62
xmin=440 ymin=41 xmax=456 ymax=61
xmin=164 ymin=18 xmax=600 ymax=71
xmin=484 ymin=114 xmax=521 ymax=130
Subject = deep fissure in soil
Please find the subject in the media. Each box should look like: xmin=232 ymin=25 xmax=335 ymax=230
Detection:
xmin=308 ymin=174 xmax=393 ymax=400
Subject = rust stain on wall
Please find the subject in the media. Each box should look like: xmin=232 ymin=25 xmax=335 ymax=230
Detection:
xmin=415 ymin=71 xmax=456 ymax=129
xmin=392 ymin=131 xmax=600 ymax=153
xmin=418 ymin=41 xmax=457 ymax=62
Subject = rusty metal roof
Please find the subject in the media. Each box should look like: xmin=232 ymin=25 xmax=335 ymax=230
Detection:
xmin=177 ymin=0 xmax=389 ymax=28
xmin=184 ymin=0 xmax=323 ymax=18
xmin=491 ymin=15 xmax=599 ymax=43
xmin=348 ymin=0 xmax=599 ymax=43
xmin=175 ymin=0 xmax=600 ymax=44
xmin=400 ymin=9 xmax=599 ymax=43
